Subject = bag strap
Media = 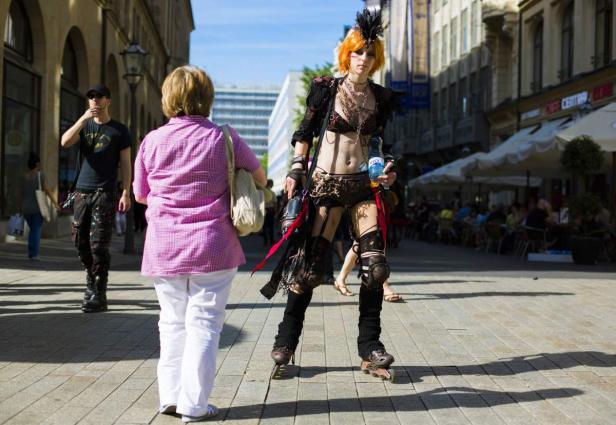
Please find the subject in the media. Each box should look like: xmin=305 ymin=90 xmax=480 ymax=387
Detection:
xmin=222 ymin=125 xmax=236 ymax=208
xmin=37 ymin=171 xmax=42 ymax=191
xmin=303 ymin=79 xmax=338 ymax=196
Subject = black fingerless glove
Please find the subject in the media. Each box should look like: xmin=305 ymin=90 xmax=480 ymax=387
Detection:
xmin=287 ymin=168 xmax=306 ymax=184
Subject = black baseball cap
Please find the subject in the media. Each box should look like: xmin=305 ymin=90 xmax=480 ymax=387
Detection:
xmin=86 ymin=84 xmax=111 ymax=98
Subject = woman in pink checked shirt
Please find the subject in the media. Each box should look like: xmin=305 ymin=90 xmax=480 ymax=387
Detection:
xmin=133 ymin=66 xmax=266 ymax=423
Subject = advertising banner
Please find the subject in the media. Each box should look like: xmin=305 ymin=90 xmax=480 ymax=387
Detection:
xmin=409 ymin=0 xmax=430 ymax=109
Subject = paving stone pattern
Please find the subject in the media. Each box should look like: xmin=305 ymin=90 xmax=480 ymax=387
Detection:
xmin=1 ymin=236 xmax=616 ymax=424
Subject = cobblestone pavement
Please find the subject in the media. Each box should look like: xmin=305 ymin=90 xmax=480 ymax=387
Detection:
xmin=1 ymin=234 xmax=616 ymax=424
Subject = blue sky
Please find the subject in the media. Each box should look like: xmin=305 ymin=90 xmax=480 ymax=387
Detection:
xmin=189 ymin=0 xmax=364 ymax=88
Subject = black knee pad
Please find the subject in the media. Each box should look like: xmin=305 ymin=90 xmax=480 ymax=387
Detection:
xmin=359 ymin=231 xmax=389 ymax=290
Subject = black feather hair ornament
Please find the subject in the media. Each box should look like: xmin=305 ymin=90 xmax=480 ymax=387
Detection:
xmin=354 ymin=8 xmax=384 ymax=46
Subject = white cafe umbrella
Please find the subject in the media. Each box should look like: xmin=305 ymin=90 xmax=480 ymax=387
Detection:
xmin=466 ymin=117 xmax=572 ymax=178
xmin=480 ymin=104 xmax=616 ymax=178
xmin=409 ymin=153 xmax=541 ymax=188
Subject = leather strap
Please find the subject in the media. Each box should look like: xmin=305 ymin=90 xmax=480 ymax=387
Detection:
xmin=222 ymin=125 xmax=235 ymax=208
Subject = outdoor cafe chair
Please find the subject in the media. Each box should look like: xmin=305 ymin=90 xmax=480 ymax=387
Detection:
xmin=484 ymin=221 xmax=506 ymax=254
xmin=516 ymin=226 xmax=547 ymax=260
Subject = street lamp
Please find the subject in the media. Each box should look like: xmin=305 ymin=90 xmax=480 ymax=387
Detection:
xmin=120 ymin=41 xmax=147 ymax=255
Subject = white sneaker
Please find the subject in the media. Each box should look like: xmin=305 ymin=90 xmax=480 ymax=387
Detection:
xmin=159 ymin=404 xmax=176 ymax=414
xmin=181 ymin=405 xmax=218 ymax=422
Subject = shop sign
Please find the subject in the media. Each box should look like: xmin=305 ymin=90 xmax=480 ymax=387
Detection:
xmin=561 ymin=91 xmax=588 ymax=110
xmin=592 ymin=83 xmax=613 ymax=101
xmin=545 ymin=100 xmax=561 ymax=115
xmin=521 ymin=108 xmax=541 ymax=121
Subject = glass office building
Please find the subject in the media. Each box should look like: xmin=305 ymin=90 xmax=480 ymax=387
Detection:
xmin=211 ymin=87 xmax=279 ymax=159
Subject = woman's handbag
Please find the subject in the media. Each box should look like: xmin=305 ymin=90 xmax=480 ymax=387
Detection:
xmin=8 ymin=214 xmax=25 ymax=236
xmin=222 ymin=126 xmax=265 ymax=237
xmin=35 ymin=172 xmax=52 ymax=222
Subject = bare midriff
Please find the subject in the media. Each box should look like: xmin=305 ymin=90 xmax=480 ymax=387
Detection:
xmin=314 ymin=94 xmax=375 ymax=175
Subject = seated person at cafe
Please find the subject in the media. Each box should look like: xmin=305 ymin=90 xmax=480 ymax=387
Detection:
xmin=486 ymin=204 xmax=506 ymax=224
xmin=505 ymin=203 xmax=524 ymax=229
xmin=525 ymin=199 xmax=553 ymax=229
xmin=454 ymin=203 xmax=472 ymax=222
xmin=440 ymin=203 xmax=454 ymax=220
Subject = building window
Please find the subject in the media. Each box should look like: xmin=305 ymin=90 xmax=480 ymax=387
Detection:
xmin=441 ymin=88 xmax=447 ymax=121
xmin=560 ymin=2 xmax=574 ymax=82
xmin=3 ymin=0 xmax=32 ymax=62
xmin=459 ymin=77 xmax=468 ymax=117
xmin=449 ymin=83 xmax=457 ymax=120
xmin=480 ymin=66 xmax=490 ymax=110
xmin=532 ymin=20 xmax=543 ymax=93
xmin=470 ymin=72 xmax=477 ymax=113
xmin=442 ymin=24 xmax=448 ymax=68
xmin=58 ymin=36 xmax=85 ymax=210
xmin=433 ymin=31 xmax=440 ymax=71
xmin=2 ymin=0 xmax=41 ymax=217
xmin=450 ymin=17 xmax=457 ymax=61
xmin=594 ymin=0 xmax=613 ymax=69
xmin=61 ymin=38 xmax=79 ymax=87
xmin=461 ymin=8 xmax=468 ymax=54
xmin=471 ymin=0 xmax=479 ymax=46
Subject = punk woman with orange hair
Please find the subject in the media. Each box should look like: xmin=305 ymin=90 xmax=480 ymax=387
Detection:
xmin=261 ymin=10 xmax=398 ymax=380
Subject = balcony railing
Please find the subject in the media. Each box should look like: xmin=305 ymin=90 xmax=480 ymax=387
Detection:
xmin=591 ymin=54 xmax=612 ymax=70
xmin=436 ymin=124 xmax=453 ymax=149
xmin=418 ymin=129 xmax=435 ymax=154
xmin=530 ymin=81 xmax=542 ymax=94
xmin=453 ymin=113 xmax=489 ymax=149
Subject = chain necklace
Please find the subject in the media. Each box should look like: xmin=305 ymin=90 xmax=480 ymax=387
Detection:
xmin=339 ymin=78 xmax=374 ymax=142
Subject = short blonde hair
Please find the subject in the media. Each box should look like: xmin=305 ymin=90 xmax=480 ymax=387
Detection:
xmin=338 ymin=29 xmax=385 ymax=76
xmin=161 ymin=66 xmax=214 ymax=118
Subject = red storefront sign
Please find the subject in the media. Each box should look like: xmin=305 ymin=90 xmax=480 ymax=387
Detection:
xmin=592 ymin=83 xmax=614 ymax=101
xmin=545 ymin=99 xmax=561 ymax=115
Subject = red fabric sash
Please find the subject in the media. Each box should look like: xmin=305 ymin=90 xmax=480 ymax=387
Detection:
xmin=371 ymin=186 xmax=387 ymax=248
xmin=251 ymin=198 xmax=308 ymax=274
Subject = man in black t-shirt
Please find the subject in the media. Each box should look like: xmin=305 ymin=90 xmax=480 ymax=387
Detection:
xmin=61 ymin=84 xmax=132 ymax=313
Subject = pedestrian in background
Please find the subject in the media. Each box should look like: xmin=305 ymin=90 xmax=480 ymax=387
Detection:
xmin=21 ymin=152 xmax=60 ymax=260
xmin=60 ymin=84 xmax=132 ymax=313
xmin=262 ymin=179 xmax=276 ymax=246
xmin=133 ymin=65 xmax=265 ymax=423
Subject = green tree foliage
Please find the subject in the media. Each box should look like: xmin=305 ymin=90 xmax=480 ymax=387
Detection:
xmin=260 ymin=152 xmax=268 ymax=176
xmin=560 ymin=135 xmax=604 ymax=178
xmin=293 ymin=63 xmax=334 ymax=130
xmin=561 ymin=135 xmax=605 ymax=235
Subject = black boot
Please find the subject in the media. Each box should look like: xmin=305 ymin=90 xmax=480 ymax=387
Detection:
xmin=81 ymin=275 xmax=108 ymax=313
xmin=271 ymin=346 xmax=295 ymax=365
xmin=83 ymin=271 xmax=95 ymax=301
xmin=363 ymin=350 xmax=395 ymax=369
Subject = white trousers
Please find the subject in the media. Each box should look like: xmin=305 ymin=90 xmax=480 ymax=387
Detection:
xmin=154 ymin=268 xmax=236 ymax=417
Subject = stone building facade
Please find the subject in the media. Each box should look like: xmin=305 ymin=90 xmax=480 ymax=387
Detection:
xmin=422 ymin=0 xmax=493 ymax=164
xmin=486 ymin=0 xmax=616 ymax=146
xmin=0 ymin=0 xmax=194 ymax=236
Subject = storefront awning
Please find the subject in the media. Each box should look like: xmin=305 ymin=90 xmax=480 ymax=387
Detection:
xmin=556 ymin=102 xmax=616 ymax=150
xmin=409 ymin=153 xmax=541 ymax=188
xmin=464 ymin=117 xmax=573 ymax=178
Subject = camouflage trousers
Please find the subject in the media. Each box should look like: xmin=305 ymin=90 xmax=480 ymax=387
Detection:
xmin=71 ymin=190 xmax=115 ymax=278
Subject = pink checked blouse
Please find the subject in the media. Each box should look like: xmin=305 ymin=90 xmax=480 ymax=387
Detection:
xmin=133 ymin=115 xmax=260 ymax=277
